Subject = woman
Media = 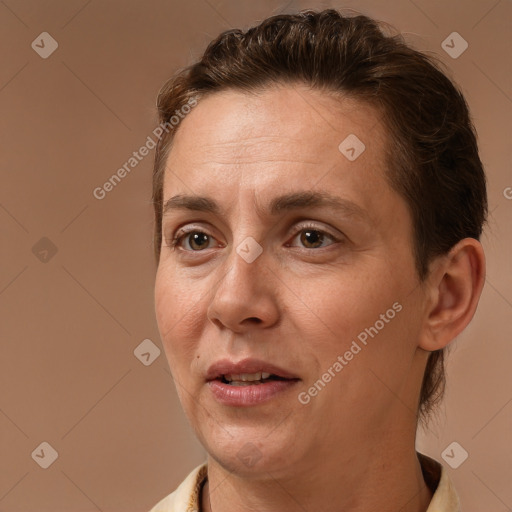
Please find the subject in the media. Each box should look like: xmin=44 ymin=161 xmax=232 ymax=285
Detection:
xmin=149 ymin=9 xmax=486 ymax=512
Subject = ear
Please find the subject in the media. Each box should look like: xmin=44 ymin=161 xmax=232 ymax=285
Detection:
xmin=419 ymin=238 xmax=486 ymax=351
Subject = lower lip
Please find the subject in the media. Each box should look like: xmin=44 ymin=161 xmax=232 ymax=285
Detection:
xmin=207 ymin=379 xmax=299 ymax=406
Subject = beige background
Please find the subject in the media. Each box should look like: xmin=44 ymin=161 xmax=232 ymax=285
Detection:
xmin=0 ymin=0 xmax=510 ymax=510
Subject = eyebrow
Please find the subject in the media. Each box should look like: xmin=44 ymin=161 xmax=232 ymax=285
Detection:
xmin=162 ymin=191 xmax=371 ymax=223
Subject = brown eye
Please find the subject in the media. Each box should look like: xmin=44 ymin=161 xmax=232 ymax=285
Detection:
xmin=171 ymin=230 xmax=215 ymax=251
xmin=186 ymin=232 xmax=211 ymax=250
xmin=299 ymin=229 xmax=326 ymax=249
xmin=289 ymin=225 xmax=337 ymax=249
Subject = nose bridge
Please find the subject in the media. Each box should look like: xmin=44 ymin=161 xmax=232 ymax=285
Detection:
xmin=207 ymin=231 xmax=279 ymax=330
xmin=223 ymin=186 xmax=266 ymax=284
xmin=220 ymin=233 xmax=266 ymax=297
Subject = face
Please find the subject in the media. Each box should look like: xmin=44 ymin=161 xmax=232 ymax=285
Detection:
xmin=154 ymin=85 xmax=428 ymax=477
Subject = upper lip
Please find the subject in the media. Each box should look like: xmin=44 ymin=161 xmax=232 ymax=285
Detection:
xmin=206 ymin=358 xmax=300 ymax=381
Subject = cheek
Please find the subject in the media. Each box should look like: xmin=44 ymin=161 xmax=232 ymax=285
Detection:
xmin=293 ymin=268 xmax=396 ymax=342
xmin=154 ymin=269 xmax=203 ymax=369
xmin=154 ymin=271 xmax=179 ymax=340
xmin=290 ymin=266 xmax=415 ymax=398
xmin=155 ymin=263 xmax=203 ymax=330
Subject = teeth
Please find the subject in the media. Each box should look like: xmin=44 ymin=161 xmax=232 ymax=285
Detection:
xmin=224 ymin=372 xmax=272 ymax=382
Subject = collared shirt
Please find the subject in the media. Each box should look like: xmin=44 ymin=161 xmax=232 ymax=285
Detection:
xmin=148 ymin=452 xmax=460 ymax=512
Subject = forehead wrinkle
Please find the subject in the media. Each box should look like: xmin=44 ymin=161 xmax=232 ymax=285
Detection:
xmin=194 ymin=136 xmax=313 ymax=165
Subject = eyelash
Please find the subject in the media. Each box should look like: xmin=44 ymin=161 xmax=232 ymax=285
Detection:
xmin=168 ymin=223 xmax=340 ymax=251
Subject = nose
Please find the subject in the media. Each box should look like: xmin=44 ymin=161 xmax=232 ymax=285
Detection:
xmin=206 ymin=241 xmax=280 ymax=333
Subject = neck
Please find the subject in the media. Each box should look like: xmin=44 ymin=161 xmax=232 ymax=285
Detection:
xmin=201 ymin=442 xmax=433 ymax=512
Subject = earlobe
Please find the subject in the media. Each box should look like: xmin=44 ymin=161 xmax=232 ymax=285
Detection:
xmin=419 ymin=238 xmax=486 ymax=352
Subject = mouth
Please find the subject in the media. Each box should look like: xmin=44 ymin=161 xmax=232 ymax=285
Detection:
xmin=206 ymin=358 xmax=300 ymax=384
xmin=205 ymin=358 xmax=300 ymax=406
xmin=219 ymin=372 xmax=292 ymax=386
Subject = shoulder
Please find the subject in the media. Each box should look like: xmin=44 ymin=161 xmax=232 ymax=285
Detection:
xmin=148 ymin=462 xmax=208 ymax=512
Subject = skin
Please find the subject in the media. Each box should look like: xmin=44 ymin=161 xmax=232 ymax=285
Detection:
xmin=154 ymin=84 xmax=486 ymax=512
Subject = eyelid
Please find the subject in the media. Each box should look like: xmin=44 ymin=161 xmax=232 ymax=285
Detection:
xmin=291 ymin=220 xmax=338 ymax=236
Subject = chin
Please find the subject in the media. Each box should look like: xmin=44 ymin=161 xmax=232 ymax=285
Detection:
xmin=203 ymin=427 xmax=302 ymax=477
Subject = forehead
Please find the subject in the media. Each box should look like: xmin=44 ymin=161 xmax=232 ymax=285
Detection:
xmin=163 ymin=85 xmax=390 ymax=195
xmin=173 ymin=86 xmax=384 ymax=159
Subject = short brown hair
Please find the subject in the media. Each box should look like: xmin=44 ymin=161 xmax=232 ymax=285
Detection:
xmin=152 ymin=9 xmax=487 ymax=424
